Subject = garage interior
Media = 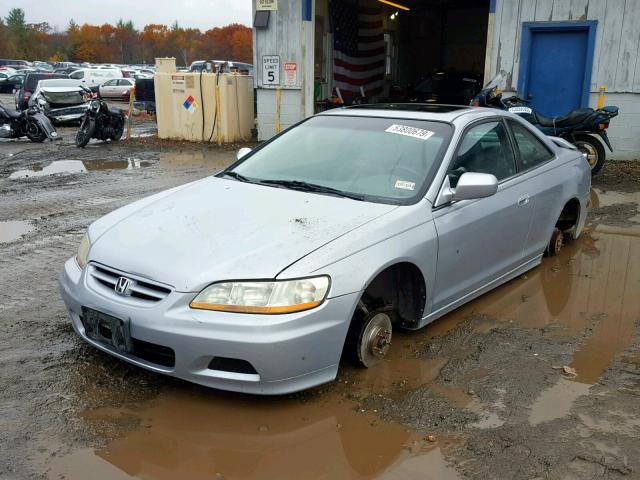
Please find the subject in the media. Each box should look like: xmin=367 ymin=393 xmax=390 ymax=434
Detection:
xmin=314 ymin=0 xmax=490 ymax=108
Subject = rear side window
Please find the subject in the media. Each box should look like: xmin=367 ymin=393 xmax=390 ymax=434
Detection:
xmin=70 ymin=71 xmax=84 ymax=79
xmin=508 ymin=121 xmax=554 ymax=171
xmin=448 ymin=121 xmax=517 ymax=187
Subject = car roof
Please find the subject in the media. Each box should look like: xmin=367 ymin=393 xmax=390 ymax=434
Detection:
xmin=320 ymin=104 xmax=497 ymax=123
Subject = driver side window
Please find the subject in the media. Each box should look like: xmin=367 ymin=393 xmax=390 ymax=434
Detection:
xmin=448 ymin=121 xmax=516 ymax=187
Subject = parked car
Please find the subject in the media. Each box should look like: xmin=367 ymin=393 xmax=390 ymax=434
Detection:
xmin=0 ymin=59 xmax=29 ymax=67
xmin=53 ymin=67 xmax=76 ymax=75
xmin=98 ymin=78 xmax=135 ymax=100
xmin=59 ymin=104 xmax=590 ymax=394
xmin=0 ymin=72 xmax=25 ymax=93
xmin=398 ymin=71 xmax=482 ymax=105
xmin=29 ymin=78 xmax=88 ymax=124
xmin=15 ymin=73 xmax=67 ymax=110
xmin=69 ymin=68 xmax=123 ymax=91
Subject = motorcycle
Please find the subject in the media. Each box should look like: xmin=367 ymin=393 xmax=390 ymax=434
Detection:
xmin=472 ymin=75 xmax=619 ymax=175
xmin=0 ymin=103 xmax=59 ymax=143
xmin=75 ymin=87 xmax=125 ymax=148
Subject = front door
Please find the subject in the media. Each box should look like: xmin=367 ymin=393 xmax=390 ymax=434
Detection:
xmin=432 ymin=120 xmax=533 ymax=311
xmin=519 ymin=22 xmax=596 ymax=117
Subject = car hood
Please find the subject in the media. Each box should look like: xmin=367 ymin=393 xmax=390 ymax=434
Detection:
xmin=89 ymin=177 xmax=398 ymax=292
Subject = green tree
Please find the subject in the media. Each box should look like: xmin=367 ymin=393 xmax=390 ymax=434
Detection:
xmin=5 ymin=8 xmax=29 ymax=57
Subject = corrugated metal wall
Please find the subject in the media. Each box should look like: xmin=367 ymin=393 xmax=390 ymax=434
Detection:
xmin=490 ymin=0 xmax=640 ymax=93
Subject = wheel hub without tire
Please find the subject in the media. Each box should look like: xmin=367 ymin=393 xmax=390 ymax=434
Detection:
xmin=358 ymin=312 xmax=392 ymax=368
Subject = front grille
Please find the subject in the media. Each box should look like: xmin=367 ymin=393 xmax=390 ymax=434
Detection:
xmin=89 ymin=263 xmax=171 ymax=303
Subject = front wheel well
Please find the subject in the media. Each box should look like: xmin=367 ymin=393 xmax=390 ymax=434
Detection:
xmin=356 ymin=262 xmax=426 ymax=328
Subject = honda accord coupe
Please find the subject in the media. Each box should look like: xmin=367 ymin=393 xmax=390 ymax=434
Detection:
xmin=59 ymin=104 xmax=591 ymax=394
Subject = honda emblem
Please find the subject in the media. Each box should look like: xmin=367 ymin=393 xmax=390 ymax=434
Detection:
xmin=114 ymin=276 xmax=132 ymax=296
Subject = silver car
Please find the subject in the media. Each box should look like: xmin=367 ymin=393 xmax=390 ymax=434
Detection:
xmin=59 ymin=105 xmax=591 ymax=394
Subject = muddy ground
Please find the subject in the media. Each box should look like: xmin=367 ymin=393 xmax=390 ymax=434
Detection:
xmin=1 ymin=102 xmax=640 ymax=479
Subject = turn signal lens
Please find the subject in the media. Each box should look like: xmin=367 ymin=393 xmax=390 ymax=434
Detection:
xmin=76 ymin=232 xmax=90 ymax=269
xmin=598 ymin=123 xmax=607 ymax=130
xmin=190 ymin=276 xmax=330 ymax=314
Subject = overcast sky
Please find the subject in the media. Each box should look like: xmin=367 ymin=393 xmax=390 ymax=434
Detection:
xmin=1 ymin=0 xmax=252 ymax=31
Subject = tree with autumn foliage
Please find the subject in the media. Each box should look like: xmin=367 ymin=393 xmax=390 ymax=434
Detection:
xmin=0 ymin=8 xmax=253 ymax=66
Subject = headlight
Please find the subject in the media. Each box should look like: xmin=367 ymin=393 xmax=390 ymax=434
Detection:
xmin=190 ymin=276 xmax=330 ymax=314
xmin=37 ymin=98 xmax=46 ymax=106
xmin=90 ymin=99 xmax=100 ymax=111
xmin=76 ymin=232 xmax=90 ymax=269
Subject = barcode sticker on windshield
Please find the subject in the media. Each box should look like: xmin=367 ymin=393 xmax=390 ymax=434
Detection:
xmin=385 ymin=124 xmax=435 ymax=140
xmin=395 ymin=180 xmax=416 ymax=191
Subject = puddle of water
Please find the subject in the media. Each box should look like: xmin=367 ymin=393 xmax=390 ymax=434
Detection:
xmin=158 ymin=151 xmax=235 ymax=171
xmin=448 ymin=225 xmax=640 ymax=385
xmin=46 ymin=389 xmax=462 ymax=480
xmin=529 ymin=378 xmax=591 ymax=425
xmin=9 ymin=159 xmax=150 ymax=179
xmin=0 ymin=220 xmax=33 ymax=243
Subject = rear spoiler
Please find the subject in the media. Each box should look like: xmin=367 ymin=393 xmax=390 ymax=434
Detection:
xmin=549 ymin=136 xmax=577 ymax=150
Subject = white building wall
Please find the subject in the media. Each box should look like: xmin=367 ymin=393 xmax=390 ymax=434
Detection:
xmin=490 ymin=0 xmax=640 ymax=160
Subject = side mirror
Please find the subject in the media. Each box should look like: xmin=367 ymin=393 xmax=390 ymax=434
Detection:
xmin=237 ymin=147 xmax=252 ymax=160
xmin=452 ymin=172 xmax=498 ymax=201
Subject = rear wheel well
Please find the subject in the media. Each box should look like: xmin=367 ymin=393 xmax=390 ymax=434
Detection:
xmin=356 ymin=262 xmax=426 ymax=328
xmin=556 ymin=198 xmax=580 ymax=236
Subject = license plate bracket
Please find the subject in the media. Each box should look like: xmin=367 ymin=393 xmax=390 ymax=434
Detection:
xmin=81 ymin=307 xmax=133 ymax=353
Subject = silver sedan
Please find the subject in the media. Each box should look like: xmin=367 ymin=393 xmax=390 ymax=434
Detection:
xmin=59 ymin=105 xmax=591 ymax=394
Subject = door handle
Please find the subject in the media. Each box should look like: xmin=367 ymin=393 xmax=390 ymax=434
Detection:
xmin=518 ymin=194 xmax=530 ymax=206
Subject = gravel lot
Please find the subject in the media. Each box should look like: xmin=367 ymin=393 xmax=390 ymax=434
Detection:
xmin=1 ymin=93 xmax=640 ymax=480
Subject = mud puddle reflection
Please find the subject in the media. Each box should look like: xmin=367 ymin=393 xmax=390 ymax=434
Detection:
xmin=0 ymin=220 xmax=33 ymax=243
xmin=9 ymin=158 xmax=151 ymax=179
xmin=47 ymin=386 xmax=461 ymax=480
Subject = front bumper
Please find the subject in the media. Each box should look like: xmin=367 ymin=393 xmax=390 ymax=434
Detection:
xmin=45 ymin=104 xmax=89 ymax=123
xmin=58 ymin=258 xmax=358 ymax=394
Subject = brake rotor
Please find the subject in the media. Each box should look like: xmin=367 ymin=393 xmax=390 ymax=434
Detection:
xmin=357 ymin=312 xmax=392 ymax=368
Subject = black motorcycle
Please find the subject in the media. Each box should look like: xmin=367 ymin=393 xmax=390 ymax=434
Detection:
xmin=0 ymin=103 xmax=59 ymax=143
xmin=472 ymin=75 xmax=619 ymax=175
xmin=75 ymin=87 xmax=125 ymax=148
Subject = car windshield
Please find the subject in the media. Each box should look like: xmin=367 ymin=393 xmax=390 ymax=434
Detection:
xmin=228 ymin=115 xmax=451 ymax=204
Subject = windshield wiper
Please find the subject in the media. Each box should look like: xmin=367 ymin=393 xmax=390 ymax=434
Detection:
xmin=220 ymin=171 xmax=252 ymax=182
xmin=257 ymin=179 xmax=366 ymax=201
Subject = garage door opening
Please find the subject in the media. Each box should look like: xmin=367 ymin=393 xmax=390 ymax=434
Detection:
xmin=314 ymin=0 xmax=490 ymax=111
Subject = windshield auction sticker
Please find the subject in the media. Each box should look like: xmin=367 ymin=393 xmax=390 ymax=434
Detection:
xmin=385 ymin=124 xmax=435 ymax=140
xmin=395 ymin=180 xmax=416 ymax=191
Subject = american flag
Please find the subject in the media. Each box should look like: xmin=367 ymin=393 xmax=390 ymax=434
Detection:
xmin=330 ymin=0 xmax=385 ymax=98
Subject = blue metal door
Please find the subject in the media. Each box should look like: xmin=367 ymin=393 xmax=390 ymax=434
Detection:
xmin=519 ymin=22 xmax=597 ymax=117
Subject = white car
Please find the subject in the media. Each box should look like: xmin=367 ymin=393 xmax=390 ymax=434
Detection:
xmin=99 ymin=78 xmax=135 ymax=100
xmin=69 ymin=68 xmax=123 ymax=91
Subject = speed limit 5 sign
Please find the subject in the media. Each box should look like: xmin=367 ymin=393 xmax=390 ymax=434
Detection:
xmin=262 ymin=55 xmax=280 ymax=85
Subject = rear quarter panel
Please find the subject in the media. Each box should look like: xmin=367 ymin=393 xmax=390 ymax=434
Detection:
xmin=522 ymin=142 xmax=590 ymax=259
